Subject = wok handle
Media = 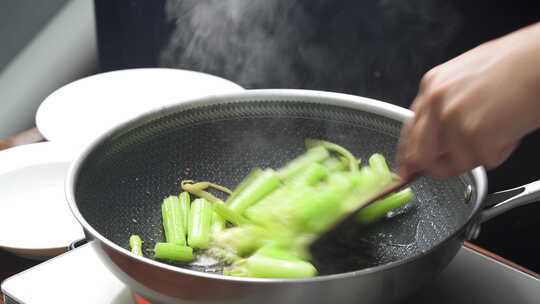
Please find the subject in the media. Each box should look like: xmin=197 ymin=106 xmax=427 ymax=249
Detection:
xmin=479 ymin=180 xmax=540 ymax=223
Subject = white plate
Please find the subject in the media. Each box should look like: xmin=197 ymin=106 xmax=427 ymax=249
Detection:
xmin=35 ymin=68 xmax=244 ymax=146
xmin=0 ymin=142 xmax=83 ymax=259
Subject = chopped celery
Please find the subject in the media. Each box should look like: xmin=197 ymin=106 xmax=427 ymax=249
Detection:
xmin=154 ymin=243 xmax=194 ymax=262
xmin=188 ymin=198 xmax=213 ymax=249
xmin=136 ymin=141 xmax=416 ymax=279
xmin=181 ymin=183 xmax=251 ymax=226
xmin=227 ymin=169 xmax=282 ymax=213
xmin=213 ymin=201 xmax=251 ymax=226
xmin=368 ymin=153 xmax=393 ymax=186
xmin=342 ymin=166 xmax=393 ymax=212
xmin=227 ymin=168 xmax=263 ymax=203
xmin=224 ymin=250 xmax=317 ymax=279
xmin=255 ymin=244 xmax=303 ymax=261
xmin=290 ymin=173 xmax=354 ymax=233
xmin=212 ymin=225 xmax=266 ymax=256
xmin=277 ymin=146 xmax=329 ymax=180
xmin=305 ymin=139 xmax=359 ymax=172
xmin=211 ymin=212 xmax=226 ymax=234
xmin=161 ymin=196 xmax=186 ymax=245
xmin=178 ymin=192 xmax=191 ymax=232
xmin=356 ymin=187 xmax=414 ymax=225
xmin=244 ymin=185 xmax=313 ymax=227
xmin=181 ymin=181 xmax=232 ymax=194
xmin=129 ymin=235 xmax=143 ymax=256
xmin=287 ymin=162 xmax=329 ymax=186
xmin=322 ymin=157 xmax=348 ymax=172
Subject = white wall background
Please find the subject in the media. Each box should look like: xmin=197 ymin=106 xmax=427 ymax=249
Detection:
xmin=0 ymin=0 xmax=98 ymax=138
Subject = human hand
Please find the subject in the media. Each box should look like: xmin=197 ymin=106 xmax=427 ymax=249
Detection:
xmin=398 ymin=22 xmax=540 ymax=179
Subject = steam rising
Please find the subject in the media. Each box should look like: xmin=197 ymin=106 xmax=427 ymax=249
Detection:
xmin=160 ymin=0 xmax=461 ymax=105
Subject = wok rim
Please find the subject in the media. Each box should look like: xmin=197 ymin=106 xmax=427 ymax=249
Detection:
xmin=65 ymin=89 xmax=488 ymax=284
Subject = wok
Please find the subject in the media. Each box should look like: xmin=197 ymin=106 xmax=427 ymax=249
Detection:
xmin=65 ymin=89 xmax=540 ymax=304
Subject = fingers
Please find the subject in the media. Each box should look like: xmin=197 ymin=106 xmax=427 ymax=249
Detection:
xmin=397 ymin=93 xmax=444 ymax=179
xmin=399 ymin=89 xmax=520 ymax=179
xmin=397 ymin=25 xmax=540 ymax=179
xmin=424 ymin=148 xmax=475 ymax=179
xmin=423 ymin=113 xmax=479 ymax=178
xmin=398 ymin=79 xmax=497 ymax=179
xmin=397 ymin=119 xmax=415 ymax=179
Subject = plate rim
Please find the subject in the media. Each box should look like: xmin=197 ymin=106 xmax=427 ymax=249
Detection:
xmin=35 ymin=68 xmax=245 ymax=142
xmin=0 ymin=142 xmax=83 ymax=256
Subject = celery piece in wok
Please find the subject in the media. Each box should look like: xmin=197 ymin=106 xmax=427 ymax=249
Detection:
xmin=276 ymin=146 xmax=330 ymax=180
xmin=226 ymin=168 xmax=263 ymax=204
xmin=188 ymin=198 xmax=213 ymax=249
xmin=305 ymin=139 xmax=359 ymax=172
xmin=368 ymin=153 xmax=393 ymax=186
xmin=181 ymin=182 xmax=251 ymax=226
xmin=153 ymin=142 xmax=416 ymax=279
xmin=179 ymin=192 xmax=191 ymax=232
xmin=129 ymin=235 xmax=143 ymax=256
xmin=244 ymin=163 xmax=329 ymax=225
xmin=212 ymin=225 xmax=268 ymax=257
xmin=356 ymin=187 xmax=414 ymax=225
xmin=224 ymin=245 xmax=317 ymax=279
xmin=211 ymin=212 xmax=226 ymax=234
xmin=213 ymin=201 xmax=251 ymax=226
xmin=341 ymin=166 xmax=393 ymax=212
xmin=154 ymin=242 xmax=194 ymax=262
xmin=244 ymin=159 xmax=346 ymax=226
xmin=322 ymin=156 xmax=348 ymax=172
xmin=290 ymin=173 xmax=355 ymax=234
xmin=227 ymin=169 xmax=282 ymax=214
xmin=255 ymin=243 xmax=304 ymax=261
xmin=243 ymin=185 xmax=314 ymax=227
xmin=287 ymin=162 xmax=329 ymax=186
xmin=161 ymin=196 xmax=186 ymax=245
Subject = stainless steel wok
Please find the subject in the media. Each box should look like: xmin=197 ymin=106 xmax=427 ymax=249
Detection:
xmin=65 ymin=89 xmax=540 ymax=304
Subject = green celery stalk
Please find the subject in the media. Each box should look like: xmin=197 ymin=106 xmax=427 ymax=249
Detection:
xmin=212 ymin=225 xmax=266 ymax=256
xmin=227 ymin=169 xmax=282 ymax=214
xmin=244 ymin=184 xmax=294 ymax=213
xmin=277 ymin=146 xmax=329 ymax=180
xmin=342 ymin=166 xmax=393 ymax=212
xmin=368 ymin=153 xmax=393 ymax=187
xmin=227 ymin=168 xmax=263 ymax=203
xmin=287 ymin=162 xmax=329 ymax=186
xmin=153 ymin=242 xmax=194 ymax=262
xmin=356 ymin=187 xmax=414 ymax=225
xmin=305 ymin=139 xmax=359 ymax=172
xmin=290 ymin=173 xmax=354 ymax=233
xmin=322 ymin=157 xmax=348 ymax=172
xmin=188 ymin=198 xmax=213 ymax=249
xmin=129 ymin=235 xmax=143 ymax=256
xmin=255 ymin=243 xmax=302 ymax=261
xmin=181 ymin=183 xmax=252 ymax=226
xmin=161 ymin=196 xmax=186 ymax=245
xmin=179 ymin=192 xmax=191 ymax=232
xmin=368 ymin=153 xmax=391 ymax=175
xmin=244 ymin=185 xmax=313 ymax=227
xmin=224 ymin=252 xmax=317 ymax=279
xmin=211 ymin=212 xmax=226 ymax=234
xmin=213 ymin=201 xmax=251 ymax=226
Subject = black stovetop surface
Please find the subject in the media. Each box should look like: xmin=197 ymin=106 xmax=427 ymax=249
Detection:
xmin=93 ymin=0 xmax=540 ymax=273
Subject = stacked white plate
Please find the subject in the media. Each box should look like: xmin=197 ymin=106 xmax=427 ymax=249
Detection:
xmin=0 ymin=68 xmax=244 ymax=259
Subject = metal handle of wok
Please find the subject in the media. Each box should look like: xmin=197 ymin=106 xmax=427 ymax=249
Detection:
xmin=479 ymin=180 xmax=540 ymax=223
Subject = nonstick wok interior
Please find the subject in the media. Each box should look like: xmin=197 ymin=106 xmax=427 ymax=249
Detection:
xmin=74 ymin=99 xmax=477 ymax=276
